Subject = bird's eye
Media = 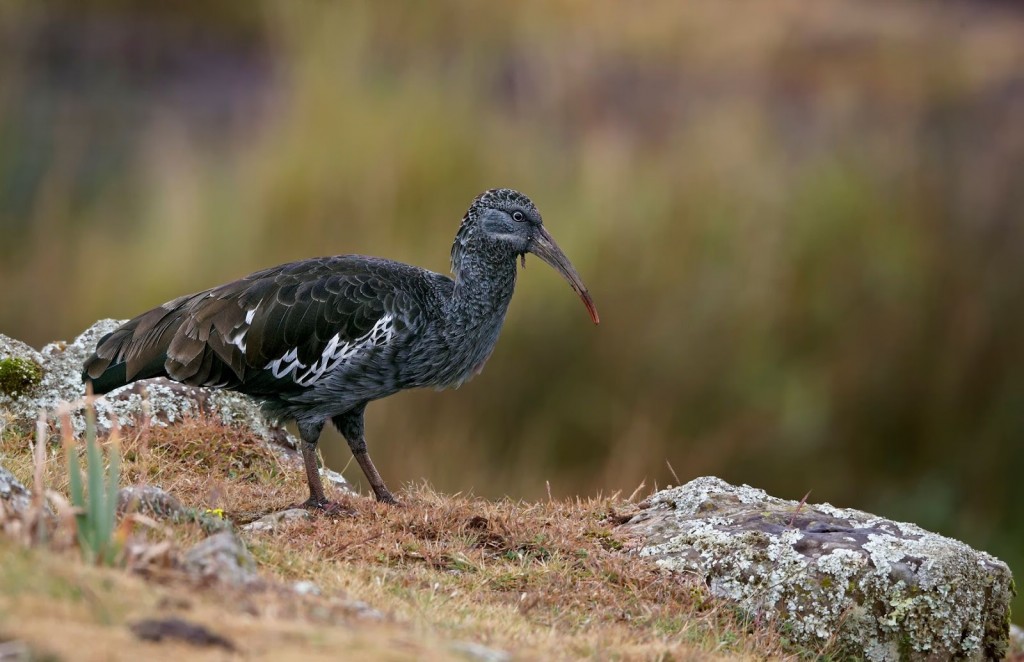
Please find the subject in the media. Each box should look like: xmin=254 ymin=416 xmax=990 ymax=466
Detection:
xmin=512 ymin=211 xmax=525 ymax=222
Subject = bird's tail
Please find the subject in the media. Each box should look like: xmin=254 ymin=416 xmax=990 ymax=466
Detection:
xmin=82 ymin=295 xmax=198 ymax=394
xmin=83 ymin=285 xmax=256 ymax=394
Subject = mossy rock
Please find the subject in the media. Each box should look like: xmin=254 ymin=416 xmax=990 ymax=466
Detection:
xmin=0 ymin=356 xmax=43 ymax=398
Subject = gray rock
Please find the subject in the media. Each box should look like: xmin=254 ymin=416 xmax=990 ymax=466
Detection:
xmin=449 ymin=641 xmax=511 ymax=662
xmin=292 ymin=580 xmax=321 ymax=596
xmin=0 ymin=464 xmax=32 ymax=516
xmin=0 ymin=640 xmax=30 ymax=660
xmin=339 ymin=599 xmax=384 ymax=621
xmin=182 ymin=531 xmax=260 ymax=587
xmin=117 ymin=485 xmax=185 ymax=520
xmin=242 ymin=508 xmax=312 ymax=533
xmin=621 ymin=477 xmax=1013 ymax=661
xmin=322 ymin=467 xmax=350 ymax=490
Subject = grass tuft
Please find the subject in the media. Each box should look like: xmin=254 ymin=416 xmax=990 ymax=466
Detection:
xmin=62 ymin=405 xmax=122 ymax=566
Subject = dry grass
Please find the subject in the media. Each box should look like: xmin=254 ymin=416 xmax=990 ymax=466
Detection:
xmin=0 ymin=415 xmax=798 ymax=660
xmin=0 ymin=535 xmax=466 ymax=661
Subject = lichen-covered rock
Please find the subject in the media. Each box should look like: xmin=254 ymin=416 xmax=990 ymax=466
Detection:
xmin=621 ymin=477 xmax=1013 ymax=661
xmin=117 ymin=485 xmax=185 ymax=520
xmin=183 ymin=531 xmax=260 ymax=587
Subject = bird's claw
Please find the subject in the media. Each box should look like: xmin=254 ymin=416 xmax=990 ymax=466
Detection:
xmin=373 ymin=488 xmax=400 ymax=506
xmin=298 ymin=496 xmax=353 ymax=515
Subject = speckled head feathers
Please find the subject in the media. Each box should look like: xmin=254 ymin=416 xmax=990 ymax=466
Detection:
xmin=471 ymin=188 xmax=538 ymax=218
xmin=451 ymin=188 xmax=540 ymax=274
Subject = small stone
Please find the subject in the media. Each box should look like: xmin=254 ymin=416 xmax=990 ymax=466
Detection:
xmin=117 ymin=485 xmax=184 ymax=520
xmin=340 ymin=599 xmax=384 ymax=621
xmin=322 ymin=468 xmax=349 ymax=489
xmin=182 ymin=531 xmax=260 ymax=587
xmin=0 ymin=465 xmax=32 ymax=516
xmin=0 ymin=640 xmax=30 ymax=659
xmin=241 ymin=508 xmax=311 ymax=533
xmin=1010 ymin=624 xmax=1024 ymax=653
xmin=130 ymin=617 xmax=235 ymax=651
xmin=292 ymin=580 xmax=321 ymax=596
xmin=449 ymin=640 xmax=511 ymax=662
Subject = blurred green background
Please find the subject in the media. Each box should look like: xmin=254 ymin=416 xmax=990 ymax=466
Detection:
xmin=2 ymin=1 xmax=1023 ymax=605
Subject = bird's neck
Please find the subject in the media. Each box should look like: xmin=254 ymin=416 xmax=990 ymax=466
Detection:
xmin=446 ymin=243 xmax=519 ymax=329
xmin=427 ymin=248 xmax=518 ymax=389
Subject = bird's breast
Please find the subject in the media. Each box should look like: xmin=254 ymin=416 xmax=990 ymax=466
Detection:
xmin=450 ymin=306 xmax=511 ymax=385
xmin=401 ymin=309 xmax=507 ymax=391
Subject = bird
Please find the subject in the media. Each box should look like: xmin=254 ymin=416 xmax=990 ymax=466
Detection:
xmin=83 ymin=188 xmax=599 ymax=508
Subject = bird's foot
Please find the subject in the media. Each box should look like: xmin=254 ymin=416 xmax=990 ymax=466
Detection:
xmin=297 ymin=496 xmax=354 ymax=516
xmin=372 ymin=488 xmax=400 ymax=506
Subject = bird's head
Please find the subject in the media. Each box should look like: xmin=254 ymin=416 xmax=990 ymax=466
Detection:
xmin=453 ymin=188 xmax=600 ymax=324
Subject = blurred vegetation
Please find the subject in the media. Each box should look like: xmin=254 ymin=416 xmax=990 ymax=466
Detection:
xmin=1 ymin=0 xmax=1023 ymax=608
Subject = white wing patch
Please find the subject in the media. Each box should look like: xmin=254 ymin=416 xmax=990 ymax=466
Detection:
xmin=266 ymin=314 xmax=396 ymax=386
xmin=225 ymin=306 xmax=260 ymax=353
xmin=226 ymin=328 xmax=248 ymax=353
xmin=267 ymin=347 xmax=305 ymax=380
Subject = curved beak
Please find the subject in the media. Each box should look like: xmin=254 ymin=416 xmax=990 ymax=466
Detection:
xmin=528 ymin=226 xmax=600 ymax=325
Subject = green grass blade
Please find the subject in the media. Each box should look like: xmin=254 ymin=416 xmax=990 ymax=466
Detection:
xmin=65 ymin=429 xmax=89 ymax=558
xmin=86 ymin=426 xmax=107 ymax=565
xmin=103 ymin=437 xmax=122 ymax=564
xmin=66 ymin=434 xmax=85 ymax=509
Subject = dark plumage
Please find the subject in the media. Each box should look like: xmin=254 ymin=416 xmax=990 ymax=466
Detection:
xmin=83 ymin=188 xmax=599 ymax=507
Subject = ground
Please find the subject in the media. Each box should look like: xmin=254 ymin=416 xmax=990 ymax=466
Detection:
xmin=0 ymin=415 xmax=800 ymax=661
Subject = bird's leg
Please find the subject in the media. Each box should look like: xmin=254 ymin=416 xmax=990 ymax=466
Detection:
xmin=332 ymin=405 xmax=398 ymax=505
xmin=296 ymin=419 xmax=331 ymax=509
xmin=353 ymin=452 xmax=397 ymax=505
xmin=301 ymin=441 xmax=327 ymax=506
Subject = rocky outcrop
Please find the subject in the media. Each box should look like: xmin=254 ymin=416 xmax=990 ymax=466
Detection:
xmin=621 ymin=477 xmax=1014 ymax=661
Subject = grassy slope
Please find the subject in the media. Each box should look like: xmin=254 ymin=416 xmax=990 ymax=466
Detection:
xmin=0 ymin=416 xmax=789 ymax=661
